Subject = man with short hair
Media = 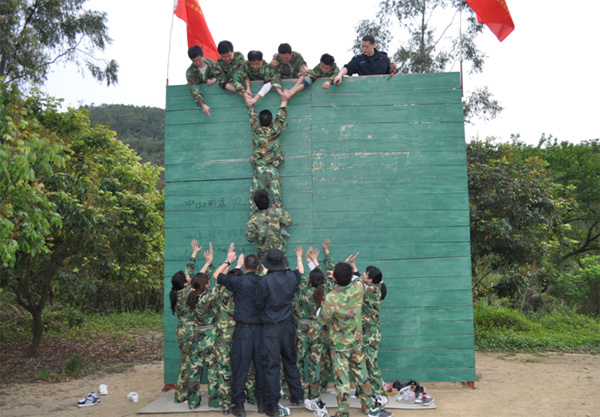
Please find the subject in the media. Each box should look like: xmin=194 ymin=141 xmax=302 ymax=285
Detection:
xmin=234 ymin=50 xmax=285 ymax=106
xmin=270 ymin=43 xmax=309 ymax=99
xmin=332 ymin=35 xmax=396 ymax=86
xmin=254 ymin=247 xmax=305 ymax=417
xmin=213 ymin=40 xmax=251 ymax=100
xmin=246 ymin=190 xmax=292 ymax=259
xmin=186 ymin=45 xmax=217 ymax=116
xmin=284 ymin=53 xmax=340 ymax=100
xmin=218 ymin=250 xmax=266 ymax=417
xmin=247 ymin=96 xmax=289 ymax=215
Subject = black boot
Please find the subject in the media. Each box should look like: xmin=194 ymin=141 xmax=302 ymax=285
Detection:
xmin=232 ymin=403 xmax=246 ymax=417
xmin=265 ymin=402 xmax=278 ymax=417
xmin=257 ymin=398 xmax=266 ymax=414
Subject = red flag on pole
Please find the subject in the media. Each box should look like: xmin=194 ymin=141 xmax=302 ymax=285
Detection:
xmin=173 ymin=0 xmax=218 ymax=60
xmin=466 ymin=0 xmax=515 ymax=42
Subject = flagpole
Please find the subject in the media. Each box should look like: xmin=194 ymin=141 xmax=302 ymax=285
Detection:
xmin=166 ymin=10 xmax=176 ymax=86
xmin=459 ymin=0 xmax=464 ymax=95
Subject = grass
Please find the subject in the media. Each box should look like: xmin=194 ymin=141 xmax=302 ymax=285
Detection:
xmin=474 ymin=303 xmax=600 ymax=353
xmin=0 ymin=309 xmax=163 ymax=382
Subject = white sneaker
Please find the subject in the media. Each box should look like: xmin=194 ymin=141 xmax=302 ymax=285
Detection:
xmin=374 ymin=394 xmax=388 ymax=408
xmin=99 ymin=384 xmax=108 ymax=395
xmin=127 ymin=392 xmax=139 ymax=403
xmin=78 ymin=392 xmax=100 ymax=407
xmin=277 ymin=403 xmax=290 ymax=416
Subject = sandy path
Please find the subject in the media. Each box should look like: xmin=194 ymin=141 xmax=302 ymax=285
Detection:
xmin=1 ymin=352 xmax=598 ymax=417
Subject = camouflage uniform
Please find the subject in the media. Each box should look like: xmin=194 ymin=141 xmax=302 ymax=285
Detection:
xmin=175 ymin=257 xmax=219 ymax=408
xmin=246 ymin=206 xmax=293 ymax=260
xmin=360 ymin=283 xmax=385 ymax=396
xmin=233 ymin=60 xmax=274 ymax=93
xmin=248 ymin=104 xmax=288 ymax=213
xmin=318 ymin=279 xmax=375 ymax=417
xmin=271 ymin=51 xmax=307 ymax=88
xmin=213 ymin=51 xmax=246 ymax=89
xmin=318 ymin=253 xmax=337 ymax=391
xmin=293 ymin=273 xmax=324 ymax=399
xmin=307 ymin=62 xmax=340 ymax=84
xmin=186 ymin=58 xmax=215 ymax=107
xmin=215 ymin=284 xmax=236 ymax=411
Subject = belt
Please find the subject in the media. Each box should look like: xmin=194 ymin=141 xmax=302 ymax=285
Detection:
xmin=236 ymin=321 xmax=262 ymax=328
xmin=197 ymin=324 xmax=216 ymax=331
xmin=264 ymin=317 xmax=293 ymax=326
xmin=180 ymin=321 xmax=195 ymax=326
xmin=298 ymin=319 xmax=318 ymax=325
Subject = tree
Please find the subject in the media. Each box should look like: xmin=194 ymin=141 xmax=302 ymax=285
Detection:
xmin=0 ymin=0 xmax=118 ymax=87
xmin=0 ymin=82 xmax=163 ymax=356
xmin=467 ymin=138 xmax=571 ymax=295
xmin=354 ymin=0 xmax=501 ymax=122
xmin=527 ymin=137 xmax=600 ymax=260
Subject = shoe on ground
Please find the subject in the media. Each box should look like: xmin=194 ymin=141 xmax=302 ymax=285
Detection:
xmin=278 ymin=403 xmax=291 ymax=416
xmin=368 ymin=407 xmax=393 ymax=417
xmin=222 ymin=409 xmax=231 ymax=415
xmin=289 ymin=397 xmax=302 ymax=406
xmin=231 ymin=404 xmax=246 ymax=417
xmin=78 ymin=392 xmax=100 ymax=407
xmin=374 ymin=394 xmax=389 ymax=408
xmin=281 ymin=227 xmax=291 ymax=238
xmin=304 ymin=398 xmax=326 ymax=411
xmin=420 ymin=395 xmax=434 ymax=406
xmin=257 ymin=399 xmax=266 ymax=414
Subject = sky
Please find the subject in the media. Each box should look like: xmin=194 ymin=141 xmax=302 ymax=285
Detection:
xmin=43 ymin=0 xmax=600 ymax=145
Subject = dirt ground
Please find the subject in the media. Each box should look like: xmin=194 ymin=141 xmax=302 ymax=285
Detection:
xmin=0 ymin=351 xmax=598 ymax=417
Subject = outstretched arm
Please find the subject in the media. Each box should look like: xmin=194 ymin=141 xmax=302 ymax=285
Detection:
xmin=200 ymin=242 xmax=213 ymax=273
xmin=295 ymin=246 xmax=304 ymax=275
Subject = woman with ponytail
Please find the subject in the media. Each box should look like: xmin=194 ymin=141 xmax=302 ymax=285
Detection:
xmin=294 ymin=247 xmax=328 ymax=411
xmin=172 ymin=240 xmax=214 ymax=409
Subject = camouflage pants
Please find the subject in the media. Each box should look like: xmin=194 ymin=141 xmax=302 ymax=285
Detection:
xmin=319 ymin=326 xmax=333 ymax=391
xmin=175 ymin=324 xmax=217 ymax=409
xmin=297 ymin=322 xmax=323 ymax=399
xmin=216 ymin=325 xmax=235 ymax=410
xmin=249 ymin=164 xmax=283 ymax=213
xmin=360 ymin=325 xmax=384 ymax=396
xmin=330 ymin=344 xmax=374 ymax=417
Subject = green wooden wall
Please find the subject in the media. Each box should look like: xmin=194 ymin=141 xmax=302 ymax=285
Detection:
xmin=163 ymin=72 xmax=475 ymax=384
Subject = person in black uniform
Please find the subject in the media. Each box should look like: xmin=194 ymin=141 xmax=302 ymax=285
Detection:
xmin=255 ymin=247 xmax=305 ymax=417
xmin=218 ymin=250 xmax=266 ymax=417
xmin=332 ymin=35 xmax=397 ymax=85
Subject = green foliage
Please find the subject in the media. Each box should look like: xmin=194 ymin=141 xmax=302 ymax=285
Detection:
xmin=64 ymin=353 xmax=82 ymax=376
xmin=0 ymin=81 xmax=163 ymax=356
xmin=551 ymin=256 xmax=600 ymax=317
xmin=86 ymin=104 xmax=165 ymax=189
xmin=468 ymin=138 xmax=572 ymax=297
xmin=0 ymin=0 xmax=118 ymax=87
xmin=474 ymin=301 xmax=600 ymax=353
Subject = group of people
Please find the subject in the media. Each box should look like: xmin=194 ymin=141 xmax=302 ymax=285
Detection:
xmin=171 ymin=34 xmax=395 ymax=417
xmin=186 ymin=35 xmax=396 ymax=116
xmin=170 ymin=239 xmax=390 ymax=417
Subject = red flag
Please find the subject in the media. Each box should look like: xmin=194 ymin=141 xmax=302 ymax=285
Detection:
xmin=466 ymin=0 xmax=515 ymax=42
xmin=174 ymin=0 xmax=218 ymax=61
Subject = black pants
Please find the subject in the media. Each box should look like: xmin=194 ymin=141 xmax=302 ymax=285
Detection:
xmin=231 ymin=324 xmax=265 ymax=405
xmin=262 ymin=321 xmax=304 ymax=405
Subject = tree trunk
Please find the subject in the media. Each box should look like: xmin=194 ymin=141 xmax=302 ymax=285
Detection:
xmin=26 ymin=308 xmax=44 ymax=357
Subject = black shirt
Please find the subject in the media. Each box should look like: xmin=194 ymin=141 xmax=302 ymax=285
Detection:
xmin=344 ymin=49 xmax=391 ymax=76
xmin=254 ymin=269 xmax=301 ymax=323
xmin=218 ymin=272 xmax=263 ymax=324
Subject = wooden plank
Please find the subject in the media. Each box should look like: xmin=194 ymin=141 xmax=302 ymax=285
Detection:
xmin=313 ymin=151 xmax=467 ymax=168
xmin=165 ymin=176 xmax=313 ymax=196
xmin=312 ymin=226 xmax=470 ymax=245
xmin=311 ymin=104 xmax=464 ymax=124
xmin=312 ymin=137 xmax=466 ymax=153
xmin=313 ymin=179 xmax=468 ymax=197
xmin=378 ymin=348 xmax=474 ymax=369
xmin=381 ymin=367 xmax=476 ymax=383
xmin=166 ymin=192 xmax=311 ymax=212
xmin=381 ymin=306 xmax=474 ymax=323
xmin=313 ymin=121 xmax=464 ymax=141
xmin=314 ymin=210 xmax=469 ymax=228
xmin=380 ymin=334 xmax=474 ymax=350
xmin=313 ymin=193 xmax=468 ymax=211
xmin=311 ymin=89 xmax=462 ymax=107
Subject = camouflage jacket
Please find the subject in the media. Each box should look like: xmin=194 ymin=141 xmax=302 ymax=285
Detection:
xmin=322 ymin=252 xmax=338 ymax=292
xmin=175 ymin=287 xmax=195 ymax=324
xmin=217 ymin=284 xmax=235 ymax=332
xmin=186 ymin=59 xmax=215 ymax=106
xmin=362 ymin=282 xmax=381 ymax=328
xmin=271 ymin=51 xmax=307 ymax=87
xmin=318 ymin=278 xmax=365 ymax=350
xmin=294 ymin=273 xmax=321 ymax=321
xmin=195 ymin=284 xmax=219 ymax=327
xmin=308 ymin=62 xmax=340 ymax=84
xmin=249 ymin=105 xmax=287 ymax=166
xmin=233 ymin=60 xmax=273 ymax=92
xmin=213 ymin=51 xmax=246 ymax=88
xmin=245 ymin=206 xmax=293 ymax=257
